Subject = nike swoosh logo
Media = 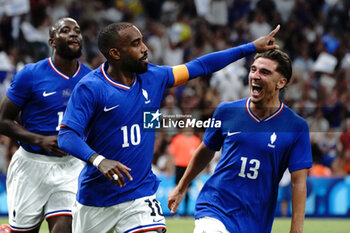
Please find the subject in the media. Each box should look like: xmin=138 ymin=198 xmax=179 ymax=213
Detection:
xmin=43 ymin=91 xmax=57 ymax=97
xmin=153 ymin=218 xmax=163 ymax=223
xmin=227 ymin=131 xmax=241 ymax=136
xmin=104 ymin=105 xmax=119 ymax=112
xmin=145 ymin=100 xmax=151 ymax=104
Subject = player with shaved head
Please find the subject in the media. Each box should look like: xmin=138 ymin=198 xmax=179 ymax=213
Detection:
xmin=0 ymin=17 xmax=91 ymax=233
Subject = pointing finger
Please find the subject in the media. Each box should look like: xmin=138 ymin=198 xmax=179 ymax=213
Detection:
xmin=268 ymin=24 xmax=280 ymax=37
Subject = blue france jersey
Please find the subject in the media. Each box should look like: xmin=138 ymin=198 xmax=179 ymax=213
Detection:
xmin=6 ymin=58 xmax=91 ymax=155
xmin=197 ymin=98 xmax=312 ymax=233
xmin=61 ymin=62 xmax=174 ymax=206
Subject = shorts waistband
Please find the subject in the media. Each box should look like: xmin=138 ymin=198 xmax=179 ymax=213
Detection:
xmin=17 ymin=146 xmax=77 ymax=163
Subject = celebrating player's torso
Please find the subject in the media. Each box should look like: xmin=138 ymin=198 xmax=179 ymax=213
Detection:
xmin=62 ymin=62 xmax=175 ymax=206
xmin=197 ymin=97 xmax=312 ymax=233
xmin=6 ymin=57 xmax=91 ymax=155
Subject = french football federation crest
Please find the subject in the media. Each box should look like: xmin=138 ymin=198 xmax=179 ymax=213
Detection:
xmin=142 ymin=89 xmax=151 ymax=104
xmin=268 ymin=132 xmax=277 ymax=148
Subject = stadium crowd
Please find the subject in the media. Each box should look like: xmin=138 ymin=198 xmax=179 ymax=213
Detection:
xmin=0 ymin=0 xmax=350 ymax=177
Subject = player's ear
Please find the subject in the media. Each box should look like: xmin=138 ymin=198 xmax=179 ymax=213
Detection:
xmin=48 ymin=37 xmax=55 ymax=47
xmin=109 ymin=48 xmax=120 ymax=60
xmin=277 ymin=77 xmax=287 ymax=89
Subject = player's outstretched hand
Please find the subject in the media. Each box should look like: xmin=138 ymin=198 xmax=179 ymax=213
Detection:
xmin=98 ymin=159 xmax=133 ymax=187
xmin=40 ymin=135 xmax=67 ymax=157
xmin=253 ymin=25 xmax=280 ymax=52
xmin=167 ymin=187 xmax=185 ymax=214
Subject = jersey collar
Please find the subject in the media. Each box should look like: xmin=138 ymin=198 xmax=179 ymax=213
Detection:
xmin=48 ymin=57 xmax=81 ymax=80
xmin=100 ymin=62 xmax=136 ymax=90
xmin=246 ymin=97 xmax=284 ymax=122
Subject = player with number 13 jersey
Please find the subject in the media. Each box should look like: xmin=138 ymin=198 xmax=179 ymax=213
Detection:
xmin=168 ymin=50 xmax=313 ymax=233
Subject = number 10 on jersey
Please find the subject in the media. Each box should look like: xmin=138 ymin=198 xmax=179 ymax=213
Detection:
xmin=121 ymin=124 xmax=141 ymax=148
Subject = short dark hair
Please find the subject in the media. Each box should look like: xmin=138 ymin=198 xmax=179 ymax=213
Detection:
xmin=98 ymin=22 xmax=134 ymax=59
xmin=254 ymin=49 xmax=292 ymax=83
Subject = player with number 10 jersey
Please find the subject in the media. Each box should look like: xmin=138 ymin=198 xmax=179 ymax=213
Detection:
xmin=58 ymin=22 xmax=280 ymax=233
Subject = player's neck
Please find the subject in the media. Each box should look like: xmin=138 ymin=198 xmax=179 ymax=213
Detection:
xmin=249 ymin=97 xmax=281 ymax=120
xmin=107 ymin=66 xmax=135 ymax=86
xmin=51 ymin=55 xmax=79 ymax=77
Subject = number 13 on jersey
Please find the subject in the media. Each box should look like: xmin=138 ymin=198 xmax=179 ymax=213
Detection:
xmin=238 ymin=157 xmax=260 ymax=179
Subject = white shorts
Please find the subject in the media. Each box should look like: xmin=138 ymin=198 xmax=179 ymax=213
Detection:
xmin=6 ymin=147 xmax=83 ymax=231
xmin=73 ymin=194 xmax=166 ymax=233
xmin=194 ymin=217 xmax=229 ymax=233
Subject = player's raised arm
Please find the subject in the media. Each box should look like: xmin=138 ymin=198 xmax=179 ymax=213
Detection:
xmin=171 ymin=25 xmax=281 ymax=87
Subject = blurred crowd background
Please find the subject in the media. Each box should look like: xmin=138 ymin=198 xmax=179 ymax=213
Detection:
xmin=0 ymin=0 xmax=350 ymax=178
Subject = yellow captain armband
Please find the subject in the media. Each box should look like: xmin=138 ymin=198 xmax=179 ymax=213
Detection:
xmin=172 ymin=65 xmax=189 ymax=87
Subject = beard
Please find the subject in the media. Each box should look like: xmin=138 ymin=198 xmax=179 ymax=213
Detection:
xmin=56 ymin=43 xmax=82 ymax=59
xmin=123 ymin=56 xmax=148 ymax=74
xmin=135 ymin=60 xmax=148 ymax=74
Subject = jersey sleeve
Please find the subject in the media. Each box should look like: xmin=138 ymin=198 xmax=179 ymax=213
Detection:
xmin=58 ymin=127 xmax=96 ymax=163
xmin=288 ymin=121 xmax=313 ymax=172
xmin=203 ymin=104 xmax=225 ymax=151
xmin=171 ymin=43 xmax=256 ymax=87
xmin=6 ymin=65 xmax=33 ymax=107
xmin=144 ymin=63 xmax=176 ymax=89
xmin=59 ymin=80 xmax=98 ymax=161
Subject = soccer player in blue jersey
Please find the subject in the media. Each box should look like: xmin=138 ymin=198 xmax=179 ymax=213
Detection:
xmin=57 ymin=22 xmax=280 ymax=233
xmin=168 ymin=49 xmax=312 ymax=233
xmin=0 ymin=18 xmax=91 ymax=233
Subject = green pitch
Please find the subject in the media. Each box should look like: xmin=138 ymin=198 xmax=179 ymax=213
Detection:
xmin=1 ymin=217 xmax=349 ymax=233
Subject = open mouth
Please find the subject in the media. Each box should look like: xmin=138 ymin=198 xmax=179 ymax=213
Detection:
xmin=251 ymin=83 xmax=263 ymax=95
